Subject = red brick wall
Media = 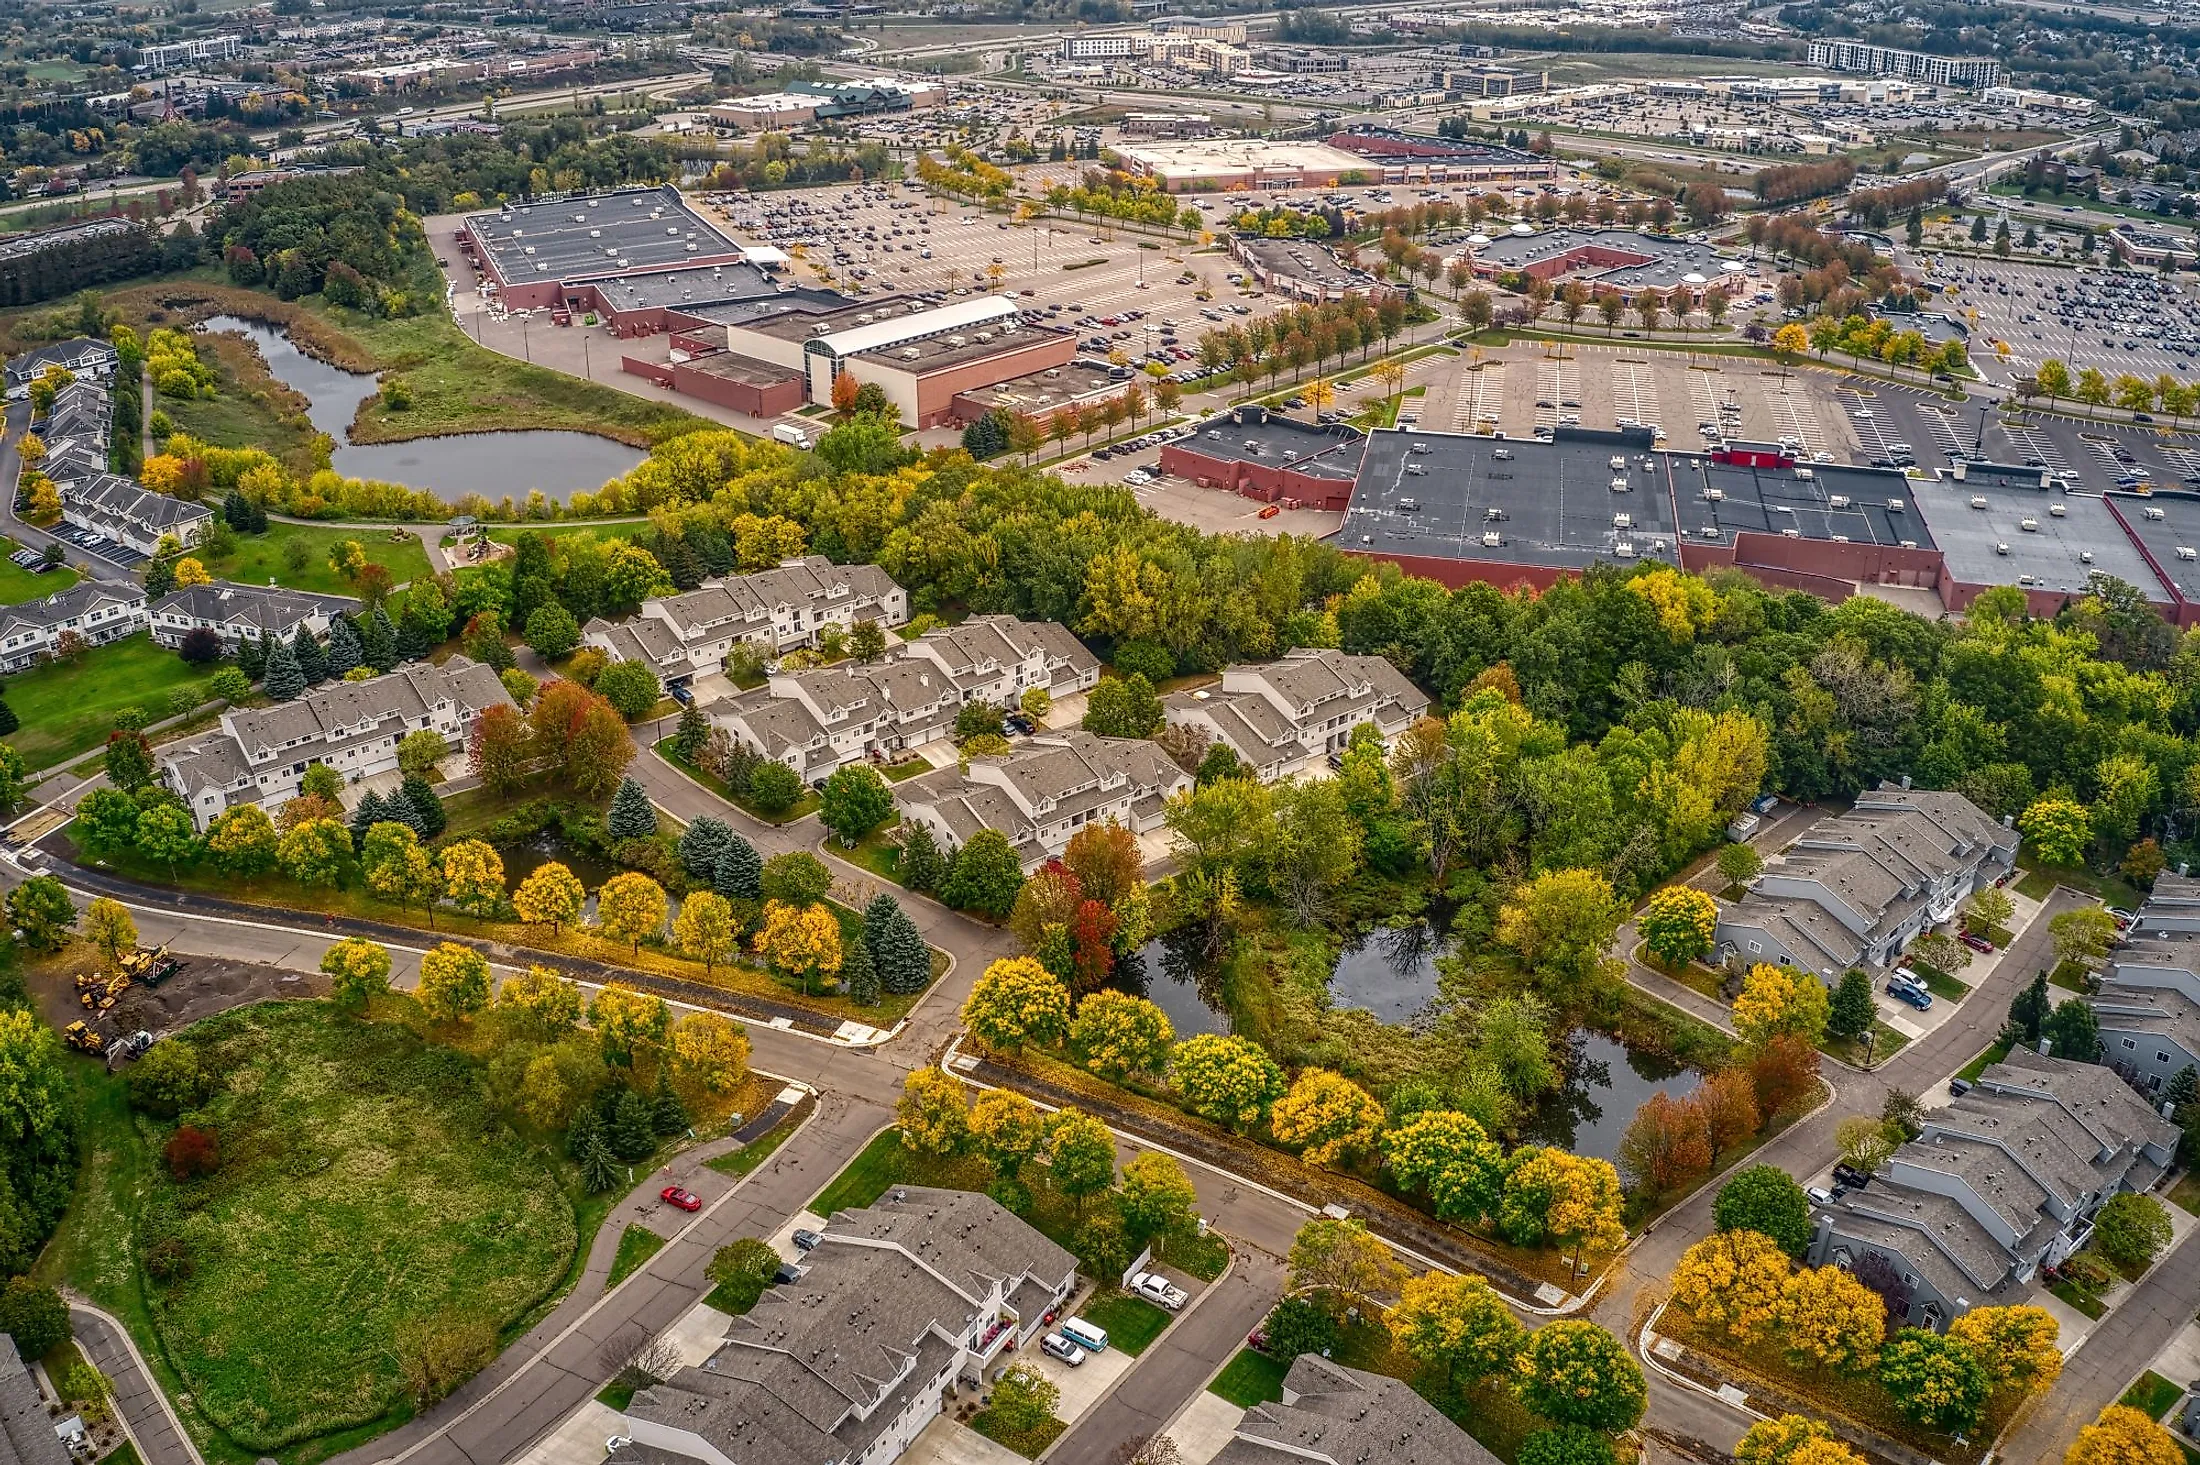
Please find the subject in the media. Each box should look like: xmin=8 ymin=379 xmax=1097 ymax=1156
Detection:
xmin=909 ymin=335 xmax=1078 ymax=428
xmin=1159 ymin=444 xmax=1355 ymax=512
xmin=669 ymin=360 xmax=805 ymax=417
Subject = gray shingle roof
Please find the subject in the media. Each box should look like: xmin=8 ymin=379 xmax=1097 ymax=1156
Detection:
xmin=153 ymin=581 xmax=353 ymax=638
xmin=0 ymin=1335 xmax=69 ymax=1465
xmin=1217 ymin=1356 xmax=1498 ymax=1465
xmin=0 ymin=580 xmax=145 ymax=642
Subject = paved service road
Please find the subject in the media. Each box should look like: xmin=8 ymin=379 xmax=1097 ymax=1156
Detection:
xmin=69 ymin=1299 xmax=203 ymax=1465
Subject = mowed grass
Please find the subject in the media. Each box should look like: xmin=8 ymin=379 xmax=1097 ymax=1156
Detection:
xmin=1210 ymin=1348 xmax=1289 ymax=1407
xmin=608 ymin=1224 xmax=667 ymax=1289
xmin=1075 ymin=1290 xmax=1171 ymax=1356
xmin=2121 ymin=1370 xmax=2184 ymax=1421
xmin=2 ymin=631 xmax=223 ymax=769
xmin=0 ymin=539 xmax=76 ymax=604
xmin=193 ymin=522 xmax=429 ymax=596
xmin=147 ymin=1003 xmax=575 ymax=1452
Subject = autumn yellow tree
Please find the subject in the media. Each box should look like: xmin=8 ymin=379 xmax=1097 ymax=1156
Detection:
xmin=897 ymin=1066 xmax=970 ymax=1156
xmin=416 ymin=942 xmax=491 ymax=1023
xmin=497 ymin=964 xmax=583 ymax=1033
xmin=1670 ymin=1228 xmax=1790 ymax=1341
xmin=1510 ymin=1150 xmax=1626 ymax=1280
xmin=173 ymin=557 xmax=211 ymax=587
xmin=960 ymin=955 xmax=1071 ymax=1052
xmin=1738 ymin=1416 xmax=1860 ymax=1465
xmin=2066 ymin=1406 xmax=2182 ymax=1465
xmin=1773 ymin=1264 xmax=1885 ymax=1372
xmin=1733 ymin=963 xmax=1831 ymax=1046
xmin=674 ymin=890 xmax=741 ymax=974
xmin=753 ymin=900 xmax=842 ymax=993
xmin=668 ymin=1011 xmax=750 ymax=1095
xmin=595 ymin=872 xmax=667 ymax=953
xmin=514 ymin=861 xmax=585 ymax=935
xmin=589 ymin=982 xmax=670 ymax=1064
xmin=439 ymin=839 xmax=506 ymax=918
xmin=1269 ymin=1068 xmax=1385 ymax=1168
xmin=1950 ymin=1305 xmax=2061 ymax=1397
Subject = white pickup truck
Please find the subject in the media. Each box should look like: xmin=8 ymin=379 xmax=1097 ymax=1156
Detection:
xmin=1129 ymin=1272 xmax=1188 ymax=1312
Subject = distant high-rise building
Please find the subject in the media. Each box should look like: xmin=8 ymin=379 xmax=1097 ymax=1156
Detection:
xmin=1805 ymin=40 xmax=2001 ymax=87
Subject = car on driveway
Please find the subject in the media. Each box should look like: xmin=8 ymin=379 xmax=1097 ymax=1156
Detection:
xmin=2107 ymin=907 xmax=2138 ymax=929
xmin=1041 ymin=1333 xmax=1087 ymax=1365
xmin=1886 ymin=974 xmax=1933 ymax=1011
xmin=1831 ymin=1162 xmax=1872 ymax=1189
xmin=1130 ymin=1272 xmax=1188 ymax=1311
xmin=1959 ymin=932 xmax=1994 ymax=954
xmin=660 ymin=1185 xmax=703 ymax=1212
xmin=792 ymin=1228 xmax=824 ymax=1251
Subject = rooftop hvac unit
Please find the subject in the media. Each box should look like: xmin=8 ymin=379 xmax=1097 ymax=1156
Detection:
xmin=2080 ymin=550 xmax=2095 ymax=563
xmin=1832 ymin=534 xmax=1850 ymax=543
xmin=1481 ymin=531 xmax=1503 ymax=547
xmin=1614 ymin=540 xmax=1637 ymax=559
xmin=1783 ymin=527 xmax=1802 ymax=539
xmin=2180 ymin=547 xmax=2198 ymax=561
xmin=900 ymin=347 xmax=920 ymax=360
xmin=2020 ymin=518 xmax=2039 ymax=532
xmin=858 ymin=313 xmax=877 ymax=324
xmin=1484 ymin=507 xmax=1507 ymax=522
xmin=1610 ymin=476 xmax=1630 ymax=492
xmin=524 ymin=246 xmax=536 ymax=255
xmin=2050 ymin=503 xmax=2067 ymax=517
xmin=948 ymin=335 xmax=967 ymax=347
xmin=2148 ymin=507 xmax=2168 ymax=521
xmin=976 ymin=330 xmax=995 ymax=342
xmin=1610 ymin=455 xmax=1627 ymax=470
xmin=590 ymin=229 xmax=601 ymax=238
xmin=1705 ymin=488 xmax=1724 ymax=502
xmin=1828 ymin=495 xmax=1850 ymax=509
xmin=686 ymin=244 xmax=698 ymax=252
xmin=1996 ymin=543 xmax=2012 ymax=556
xmin=1701 ymin=526 xmax=1721 ymax=539
xmin=667 ymin=226 xmax=681 ymax=235
xmin=1970 ymin=497 xmax=1989 ymax=509
xmin=2019 ymin=573 xmax=2037 ymax=586
xmin=1888 ymin=498 xmax=1906 ymax=512
xmin=1613 ymin=513 xmax=1633 ymax=529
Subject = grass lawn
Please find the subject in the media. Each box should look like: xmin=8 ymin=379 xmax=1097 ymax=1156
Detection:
xmin=2051 ymin=958 xmax=2092 ymax=993
xmin=2015 ymin=853 xmax=2144 ymax=911
xmin=656 ymin=739 xmax=819 ymax=824
xmin=193 ymin=523 xmax=429 ymax=597
xmin=1075 ymin=1290 xmax=1171 ymax=1357
xmin=0 ymin=539 xmax=76 ymax=604
xmin=1912 ymin=963 xmax=1971 ymax=1003
xmin=706 ymin=1098 xmax=810 ymax=1179
xmin=2169 ymin=1168 xmax=2200 ymax=1218
xmin=845 ymin=827 xmax=905 ymax=885
xmin=608 ymin=1224 xmax=667 ymax=1289
xmin=1210 ymin=1349 xmax=1290 ymax=1408
xmin=596 ymin=1382 xmax=639 ymax=1411
xmin=2 ymin=632 xmax=223 ymax=770
xmin=2121 ymin=1371 xmax=2185 ymax=1421
xmin=970 ymin=1410 xmax=1066 ymax=1459
xmin=1822 ymin=1019 xmax=1912 ymax=1068
xmin=2049 ymin=1278 xmax=2107 ymax=1320
xmin=1958 ymin=1039 xmax=2013 ymax=1083
xmin=486 ymin=522 xmax=648 ymax=548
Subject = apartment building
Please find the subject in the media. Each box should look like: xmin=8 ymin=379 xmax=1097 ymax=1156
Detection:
xmin=159 ymin=656 xmax=513 ymax=830
xmin=4 ymin=338 xmax=118 ymax=398
xmin=2088 ymin=874 xmax=2200 ymax=1092
xmin=1715 ymin=783 xmax=2018 ymax=978
xmin=60 ymin=472 xmax=212 ymax=559
xmin=1215 ymin=1355 xmax=1501 ymax=1465
xmin=617 ymin=1188 xmax=1075 ymax=1465
xmin=0 ymin=581 xmax=147 ymax=673
xmin=1808 ymin=1049 xmax=2176 ymax=1330
xmin=1804 ymin=40 xmax=2002 ymax=87
xmin=1161 ymin=648 xmax=1429 ymax=782
xmin=712 ymin=616 xmax=1099 ymax=783
xmin=895 ymin=730 xmax=1190 ymax=870
xmin=582 ymin=557 xmax=908 ymax=683
xmin=150 ymin=582 xmax=356 ymax=650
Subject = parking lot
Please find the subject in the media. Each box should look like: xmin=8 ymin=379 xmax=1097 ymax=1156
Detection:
xmin=1921 ymin=256 xmax=2200 ymax=386
xmin=1828 ymin=378 xmax=2199 ymax=490
xmin=46 ymin=521 xmax=146 ymax=569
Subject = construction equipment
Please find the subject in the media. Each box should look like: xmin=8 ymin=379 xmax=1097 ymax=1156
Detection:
xmin=113 ymin=1030 xmax=153 ymax=1062
xmin=62 ymin=1022 xmax=106 ymax=1057
xmin=79 ymin=973 xmax=130 ymax=1012
xmin=119 ymin=944 xmax=182 ymax=987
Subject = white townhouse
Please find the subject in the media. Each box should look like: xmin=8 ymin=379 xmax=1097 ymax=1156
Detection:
xmin=713 ymin=615 xmax=1101 ymax=784
xmin=617 ymin=1188 xmax=1076 ymax=1465
xmin=5 ymin=337 xmax=119 ymax=398
xmin=894 ymin=730 xmax=1190 ymax=871
xmin=60 ymin=472 xmax=212 ymax=559
xmin=1161 ymin=647 xmax=1429 ymax=782
xmin=158 ymin=655 xmax=513 ymax=829
xmin=581 ymin=555 xmax=909 ymax=684
xmin=0 ymin=580 xmax=147 ymax=673
xmin=150 ymin=581 xmax=356 ymax=650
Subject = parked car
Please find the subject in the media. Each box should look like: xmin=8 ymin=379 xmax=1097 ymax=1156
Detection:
xmin=1830 ymin=1162 xmax=1872 ymax=1189
xmin=1958 ymin=932 xmax=1994 ymax=954
xmin=660 ymin=1185 xmax=703 ymax=1212
xmin=1805 ymin=1185 xmax=1836 ymax=1206
xmin=1750 ymin=793 xmax=1779 ymax=815
xmin=2107 ymin=907 xmax=2138 ymax=929
xmin=1948 ymin=1077 xmax=1974 ymax=1098
xmin=1041 ymin=1333 xmax=1087 ymax=1366
xmin=791 ymin=1228 xmax=823 ymax=1252
xmin=1886 ymin=976 xmax=1933 ymax=1011
xmin=1130 ymin=1272 xmax=1188 ymax=1311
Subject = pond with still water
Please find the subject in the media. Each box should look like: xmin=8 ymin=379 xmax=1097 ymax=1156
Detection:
xmin=495 ymin=835 xmax=621 ymax=920
xmin=198 ymin=316 xmax=644 ymax=502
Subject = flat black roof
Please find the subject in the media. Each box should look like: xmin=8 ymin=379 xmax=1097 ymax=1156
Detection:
xmin=1674 ymin=459 xmax=1933 ymax=549
xmin=1341 ymin=427 xmax=1682 ymax=571
xmin=466 ymin=186 xmax=743 ymax=284
xmin=2105 ymin=491 xmax=2200 ymax=602
xmin=1182 ymin=412 xmax=1366 ymax=481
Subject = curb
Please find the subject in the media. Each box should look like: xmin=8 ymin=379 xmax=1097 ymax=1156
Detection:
xmin=63 ymin=1295 xmax=205 ymax=1465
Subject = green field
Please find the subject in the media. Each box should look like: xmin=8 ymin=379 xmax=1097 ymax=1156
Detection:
xmin=1210 ymin=1348 xmax=1289 ymax=1407
xmin=141 ymin=1003 xmax=575 ymax=1453
xmin=193 ymin=522 xmax=430 ymax=597
xmin=1074 ymin=1290 xmax=1171 ymax=1356
xmin=1 ymin=631 xmax=222 ymax=770
xmin=0 ymin=539 xmax=76 ymax=604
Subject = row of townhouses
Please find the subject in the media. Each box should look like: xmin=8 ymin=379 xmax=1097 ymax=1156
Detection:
xmin=712 ymin=615 xmax=1102 ymax=785
xmin=3 ymin=336 xmax=119 ymax=398
xmin=581 ymin=555 xmax=909 ymax=682
xmin=1162 ymin=649 xmax=1429 ymax=782
xmin=1714 ymin=782 xmax=2020 ymax=978
xmin=0 ymin=579 xmax=351 ymax=675
xmin=15 ymin=343 xmax=216 ymax=559
xmin=1808 ymin=1048 xmax=2177 ymax=1332
xmin=896 ymin=730 xmax=1191 ymax=871
xmin=618 ymin=1188 xmax=1077 ymax=1465
xmin=159 ymin=655 xmax=513 ymax=830
xmin=2092 ymin=874 xmax=2200 ymax=1095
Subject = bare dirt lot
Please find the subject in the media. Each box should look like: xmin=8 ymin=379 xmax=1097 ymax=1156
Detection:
xmin=25 ymin=952 xmax=327 ymax=1052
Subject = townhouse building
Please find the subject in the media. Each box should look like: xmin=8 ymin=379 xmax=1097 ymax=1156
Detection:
xmin=1 ymin=1334 xmax=71 ymax=1465
xmin=4 ymin=337 xmax=118 ymax=398
xmin=60 ymin=472 xmax=212 ymax=558
xmin=150 ymin=582 xmax=356 ymax=650
xmin=894 ymin=730 xmax=1190 ymax=870
xmin=1808 ymin=1049 xmax=2176 ymax=1330
xmin=0 ymin=581 xmax=147 ymax=673
xmin=2089 ymin=874 xmax=2200 ymax=1093
xmin=581 ymin=556 xmax=908 ymax=684
xmin=1214 ymin=1355 xmax=1501 ymax=1465
xmin=1714 ymin=783 xmax=2019 ymax=979
xmin=1161 ymin=648 xmax=1428 ymax=782
xmin=159 ymin=656 xmax=513 ymax=830
xmin=617 ymin=1188 xmax=1075 ymax=1465
xmin=712 ymin=616 xmax=1100 ymax=784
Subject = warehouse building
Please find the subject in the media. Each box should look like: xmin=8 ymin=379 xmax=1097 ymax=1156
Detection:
xmin=2104 ymin=493 xmax=2200 ymax=629
xmin=458 ymin=187 xmax=749 ymax=312
xmin=1113 ymin=138 xmax=1383 ymax=193
xmin=1915 ymin=470 xmax=2167 ymax=619
xmin=1325 ymin=125 xmax=1555 ymax=184
xmin=1158 ymin=406 xmax=1366 ymax=512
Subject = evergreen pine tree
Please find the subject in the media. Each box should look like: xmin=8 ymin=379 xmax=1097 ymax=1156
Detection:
xmin=874 ymin=906 xmax=931 ymax=995
xmin=679 ymin=815 xmax=732 ymax=878
xmin=324 ymin=615 xmax=363 ymax=678
xmin=383 ymin=785 xmax=429 ymax=837
xmin=291 ymin=624 xmax=327 ymax=685
xmin=608 ymin=776 xmax=657 ymax=840
xmin=263 ymin=636 xmax=305 ymax=701
xmin=611 ymin=1089 xmax=656 ymax=1161
xmin=714 ymin=834 xmax=763 ymax=899
xmin=401 ymin=775 xmax=446 ymax=838
xmin=395 ymin=613 xmax=432 ymax=664
xmin=350 ymin=789 xmax=389 ymax=848
xmin=361 ymin=607 xmax=399 ymax=672
xmin=897 ymin=823 xmax=945 ymax=892
xmin=578 ymin=1133 xmax=621 ymax=1192
xmin=237 ymin=633 xmax=268 ymax=680
xmin=0 ymin=693 xmax=17 ymax=737
xmin=650 ymin=1069 xmax=687 ymax=1136
xmin=566 ymin=1105 xmax=605 ymax=1161
xmin=672 ymin=704 xmax=709 ymax=762
xmin=863 ymin=893 xmax=904 ymax=967
xmin=843 ymin=936 xmax=880 ymax=1007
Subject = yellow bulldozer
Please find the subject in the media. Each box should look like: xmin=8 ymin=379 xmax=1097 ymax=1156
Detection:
xmin=62 ymin=1021 xmax=106 ymax=1056
xmin=79 ymin=973 xmax=130 ymax=1012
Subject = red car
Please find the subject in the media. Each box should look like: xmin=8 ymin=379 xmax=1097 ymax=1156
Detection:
xmin=1959 ymin=933 xmax=1995 ymax=954
xmin=661 ymin=1185 xmax=703 ymax=1212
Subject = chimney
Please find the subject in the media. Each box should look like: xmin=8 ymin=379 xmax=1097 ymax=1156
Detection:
xmin=2003 ymin=814 xmax=2015 ymax=828
xmin=1899 ymin=773 xmax=1912 ymax=789
xmin=2038 ymin=1037 xmax=2052 ymax=1056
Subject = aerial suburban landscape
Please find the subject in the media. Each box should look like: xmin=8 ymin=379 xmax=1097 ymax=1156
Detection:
xmin=8 ymin=5 xmax=2200 ymax=1465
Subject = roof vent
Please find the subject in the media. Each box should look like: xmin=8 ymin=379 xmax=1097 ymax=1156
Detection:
xmin=1970 ymin=496 xmax=1989 ymax=509
xmin=1705 ymin=488 xmax=1724 ymax=502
